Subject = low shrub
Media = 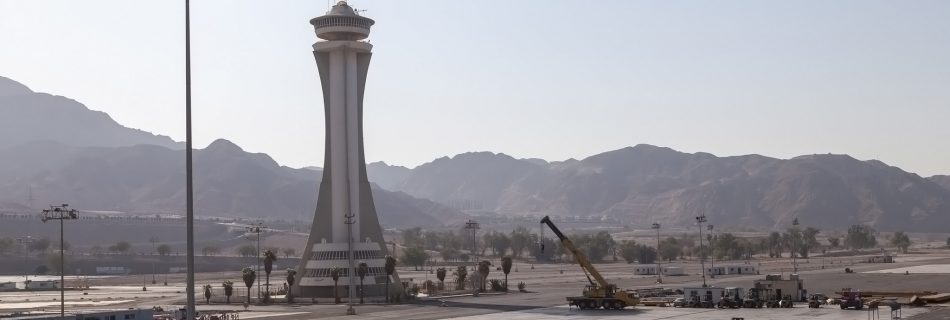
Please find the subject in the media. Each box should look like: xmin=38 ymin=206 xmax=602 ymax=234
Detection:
xmin=488 ymin=279 xmax=506 ymax=292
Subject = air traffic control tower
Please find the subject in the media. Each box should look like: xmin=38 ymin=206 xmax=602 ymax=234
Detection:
xmin=295 ymin=1 xmax=401 ymax=299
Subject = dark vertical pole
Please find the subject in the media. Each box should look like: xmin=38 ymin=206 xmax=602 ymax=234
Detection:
xmin=698 ymin=218 xmax=706 ymax=287
xmin=185 ymin=0 xmax=196 ymax=319
xmin=60 ymin=218 xmax=64 ymax=318
xmin=257 ymin=227 xmax=261 ymax=301
xmin=655 ymin=224 xmax=662 ymax=284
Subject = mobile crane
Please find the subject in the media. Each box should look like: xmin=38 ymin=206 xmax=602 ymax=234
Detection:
xmin=540 ymin=216 xmax=640 ymax=310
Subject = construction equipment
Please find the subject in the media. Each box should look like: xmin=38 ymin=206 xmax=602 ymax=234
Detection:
xmin=686 ymin=294 xmax=714 ymax=308
xmin=839 ymin=288 xmax=864 ymax=310
xmin=540 ymin=216 xmax=639 ymax=310
xmin=718 ymin=296 xmax=741 ymax=309
xmin=718 ymin=287 xmax=743 ymax=309
xmin=743 ymin=288 xmax=767 ymax=308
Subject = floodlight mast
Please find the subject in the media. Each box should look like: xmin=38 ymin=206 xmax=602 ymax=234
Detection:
xmin=696 ymin=215 xmax=708 ymax=287
xmin=184 ymin=0 xmax=196 ymax=319
xmin=41 ymin=204 xmax=78 ymax=318
xmin=652 ymin=223 xmax=662 ymax=284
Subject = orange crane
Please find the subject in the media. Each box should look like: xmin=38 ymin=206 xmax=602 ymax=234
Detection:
xmin=541 ymin=216 xmax=640 ymax=310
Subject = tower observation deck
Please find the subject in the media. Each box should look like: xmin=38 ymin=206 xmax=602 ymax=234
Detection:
xmin=310 ymin=1 xmax=375 ymax=41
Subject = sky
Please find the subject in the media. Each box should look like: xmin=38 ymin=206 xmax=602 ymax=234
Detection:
xmin=1 ymin=0 xmax=948 ymax=176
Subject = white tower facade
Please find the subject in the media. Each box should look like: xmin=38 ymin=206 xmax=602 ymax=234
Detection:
xmin=296 ymin=1 xmax=400 ymax=299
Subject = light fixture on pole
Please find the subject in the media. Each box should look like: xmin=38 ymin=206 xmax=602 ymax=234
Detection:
xmin=41 ymin=204 xmax=78 ymax=318
xmin=651 ymin=223 xmax=662 ymax=284
xmin=695 ymin=214 xmax=707 ymax=287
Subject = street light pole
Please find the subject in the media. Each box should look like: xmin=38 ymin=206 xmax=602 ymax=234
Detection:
xmin=464 ymin=220 xmax=480 ymax=268
xmin=184 ymin=0 xmax=196 ymax=319
xmin=16 ymin=236 xmax=34 ymax=285
xmin=708 ymin=224 xmax=715 ymax=278
xmin=345 ymin=210 xmax=356 ymax=315
xmin=246 ymin=222 xmax=266 ymax=302
xmin=41 ymin=204 xmax=78 ymax=318
xmin=651 ymin=223 xmax=662 ymax=284
xmin=695 ymin=215 xmax=707 ymax=287
xmin=792 ymin=218 xmax=799 ymax=274
xmin=422 ymin=232 xmax=428 ymax=294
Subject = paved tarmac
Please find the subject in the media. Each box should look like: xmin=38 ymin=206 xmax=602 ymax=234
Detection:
xmin=5 ymin=251 xmax=950 ymax=319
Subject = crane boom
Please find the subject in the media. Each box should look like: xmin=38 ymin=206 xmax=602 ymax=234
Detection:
xmin=540 ymin=216 xmax=609 ymax=289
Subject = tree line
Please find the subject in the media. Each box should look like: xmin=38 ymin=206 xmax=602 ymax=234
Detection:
xmin=396 ymin=222 xmax=926 ymax=267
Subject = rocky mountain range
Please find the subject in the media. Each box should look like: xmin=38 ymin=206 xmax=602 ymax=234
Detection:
xmin=930 ymin=175 xmax=950 ymax=191
xmin=0 ymin=76 xmax=465 ymax=227
xmin=0 ymin=76 xmax=181 ymax=150
xmin=372 ymin=147 xmax=950 ymax=232
xmin=2 ymin=75 xmax=948 ymax=232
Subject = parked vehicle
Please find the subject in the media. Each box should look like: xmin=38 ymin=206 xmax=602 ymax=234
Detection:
xmin=672 ymin=297 xmax=686 ymax=308
xmin=717 ymin=296 xmax=741 ymax=309
xmin=839 ymin=288 xmax=864 ymax=310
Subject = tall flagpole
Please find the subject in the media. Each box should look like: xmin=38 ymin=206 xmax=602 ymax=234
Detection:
xmin=184 ymin=0 xmax=196 ymax=319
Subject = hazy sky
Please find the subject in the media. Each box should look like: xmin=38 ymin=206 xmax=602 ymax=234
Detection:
xmin=1 ymin=0 xmax=948 ymax=176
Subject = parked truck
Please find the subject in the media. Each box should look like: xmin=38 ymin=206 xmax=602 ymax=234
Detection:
xmin=839 ymin=288 xmax=864 ymax=310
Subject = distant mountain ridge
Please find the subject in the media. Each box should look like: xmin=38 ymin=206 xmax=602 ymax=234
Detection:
xmin=2 ymin=75 xmax=948 ymax=232
xmin=0 ymin=75 xmax=465 ymax=227
xmin=0 ymin=76 xmax=181 ymax=150
xmin=373 ymin=146 xmax=950 ymax=232
xmin=930 ymin=175 xmax=950 ymax=191
xmin=0 ymin=139 xmax=467 ymax=227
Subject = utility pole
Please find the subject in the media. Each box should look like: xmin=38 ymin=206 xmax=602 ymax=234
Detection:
xmin=41 ymin=204 xmax=78 ymax=318
xmin=708 ymin=224 xmax=715 ymax=278
xmin=651 ymin=223 xmax=662 ymax=284
xmin=695 ymin=215 xmax=707 ymax=287
xmin=27 ymin=186 xmax=34 ymax=210
xmin=792 ymin=218 xmax=799 ymax=274
xmin=422 ymin=232 xmax=428 ymax=293
xmin=184 ymin=0 xmax=196 ymax=319
xmin=16 ymin=236 xmax=34 ymax=284
xmin=247 ymin=222 xmax=266 ymax=302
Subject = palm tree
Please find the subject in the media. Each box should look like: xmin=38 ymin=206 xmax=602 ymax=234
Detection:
xmin=384 ymin=255 xmax=396 ymax=303
xmin=436 ymin=267 xmax=447 ymax=290
xmin=242 ymin=267 xmax=256 ymax=304
xmin=330 ymin=267 xmax=341 ymax=304
xmin=455 ymin=265 xmax=468 ymax=290
xmin=263 ymin=249 xmax=278 ymax=302
xmin=285 ymin=269 xmax=296 ymax=303
xmin=477 ymin=260 xmax=491 ymax=292
xmin=501 ymin=256 xmax=512 ymax=291
xmin=222 ymin=280 xmax=234 ymax=304
xmin=357 ymin=262 xmax=369 ymax=304
xmin=204 ymin=284 xmax=212 ymax=304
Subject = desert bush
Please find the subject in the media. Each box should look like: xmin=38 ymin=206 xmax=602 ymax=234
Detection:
xmin=489 ymin=279 xmax=506 ymax=292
